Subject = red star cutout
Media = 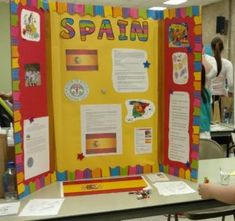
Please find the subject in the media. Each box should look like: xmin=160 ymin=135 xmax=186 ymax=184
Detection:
xmin=29 ymin=117 xmax=34 ymax=123
xmin=77 ymin=153 xmax=85 ymax=161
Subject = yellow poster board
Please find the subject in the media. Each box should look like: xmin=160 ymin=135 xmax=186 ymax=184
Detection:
xmin=49 ymin=12 xmax=159 ymax=178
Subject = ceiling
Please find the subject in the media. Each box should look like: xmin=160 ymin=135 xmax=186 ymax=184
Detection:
xmin=58 ymin=0 xmax=222 ymax=9
xmin=1 ymin=0 xmax=222 ymax=8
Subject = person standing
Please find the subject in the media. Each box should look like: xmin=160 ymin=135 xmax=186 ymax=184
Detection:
xmin=203 ymin=37 xmax=233 ymax=123
xmin=200 ymin=65 xmax=212 ymax=139
xmin=205 ymin=37 xmax=233 ymax=102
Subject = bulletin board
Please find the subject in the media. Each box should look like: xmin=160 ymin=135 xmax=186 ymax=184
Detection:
xmin=11 ymin=2 xmax=54 ymax=198
xmin=160 ymin=10 xmax=202 ymax=181
xmin=49 ymin=11 xmax=159 ymax=180
xmin=10 ymin=0 xmax=201 ymax=199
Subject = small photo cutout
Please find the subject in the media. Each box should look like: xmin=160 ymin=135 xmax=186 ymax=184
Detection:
xmin=25 ymin=64 xmax=41 ymax=87
xmin=168 ymin=23 xmax=189 ymax=47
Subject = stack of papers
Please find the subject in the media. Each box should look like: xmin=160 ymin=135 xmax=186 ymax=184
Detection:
xmin=154 ymin=181 xmax=195 ymax=196
xmin=0 ymin=202 xmax=20 ymax=216
xmin=146 ymin=172 xmax=169 ymax=183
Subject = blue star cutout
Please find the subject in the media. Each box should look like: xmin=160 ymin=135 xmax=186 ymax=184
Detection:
xmin=187 ymin=46 xmax=192 ymax=53
xmin=143 ymin=60 xmax=150 ymax=68
xmin=185 ymin=161 xmax=191 ymax=168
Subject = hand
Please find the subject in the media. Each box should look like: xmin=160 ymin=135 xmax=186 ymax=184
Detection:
xmin=198 ymin=183 xmax=213 ymax=199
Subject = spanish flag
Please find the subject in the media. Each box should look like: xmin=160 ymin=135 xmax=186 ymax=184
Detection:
xmin=62 ymin=176 xmax=147 ymax=196
xmin=66 ymin=49 xmax=98 ymax=71
xmin=86 ymin=133 xmax=116 ymax=154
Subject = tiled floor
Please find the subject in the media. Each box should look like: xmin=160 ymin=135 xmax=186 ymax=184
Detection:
xmin=124 ymin=215 xmax=234 ymax=221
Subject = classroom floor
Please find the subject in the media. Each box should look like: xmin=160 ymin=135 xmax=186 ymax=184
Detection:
xmin=124 ymin=215 xmax=235 ymax=220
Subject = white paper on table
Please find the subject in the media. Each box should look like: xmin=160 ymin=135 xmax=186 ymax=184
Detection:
xmin=154 ymin=181 xmax=195 ymax=196
xmin=146 ymin=172 xmax=169 ymax=183
xmin=0 ymin=202 xmax=20 ymax=216
xmin=19 ymin=199 xmax=64 ymax=217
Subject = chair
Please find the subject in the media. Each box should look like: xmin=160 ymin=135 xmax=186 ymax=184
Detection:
xmin=167 ymin=138 xmax=235 ymax=221
xmin=0 ymin=97 xmax=13 ymax=127
xmin=199 ymin=138 xmax=225 ymax=159
xmin=228 ymin=133 xmax=235 ymax=157
xmin=183 ymin=205 xmax=235 ymax=220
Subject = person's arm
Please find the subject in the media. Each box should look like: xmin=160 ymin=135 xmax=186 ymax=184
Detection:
xmin=202 ymin=54 xmax=217 ymax=80
xmin=198 ymin=183 xmax=235 ymax=204
xmin=225 ymin=60 xmax=233 ymax=95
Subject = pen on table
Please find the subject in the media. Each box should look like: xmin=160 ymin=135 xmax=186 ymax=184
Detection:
xmin=204 ymin=177 xmax=209 ymax=183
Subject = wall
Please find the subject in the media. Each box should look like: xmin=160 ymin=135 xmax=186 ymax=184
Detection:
xmin=202 ymin=0 xmax=234 ymax=65
xmin=0 ymin=1 xmax=234 ymax=93
xmin=202 ymin=0 xmax=235 ymax=125
xmin=231 ymin=0 xmax=235 ymax=66
xmin=0 ymin=2 xmax=11 ymax=93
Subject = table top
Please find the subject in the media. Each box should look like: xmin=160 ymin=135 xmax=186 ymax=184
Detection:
xmin=210 ymin=123 xmax=234 ymax=132
xmin=1 ymin=158 xmax=235 ymax=221
xmin=198 ymin=157 xmax=235 ymax=183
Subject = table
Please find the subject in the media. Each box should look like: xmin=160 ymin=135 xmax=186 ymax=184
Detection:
xmin=210 ymin=123 xmax=234 ymax=137
xmin=1 ymin=158 xmax=235 ymax=221
xmin=210 ymin=123 xmax=235 ymax=156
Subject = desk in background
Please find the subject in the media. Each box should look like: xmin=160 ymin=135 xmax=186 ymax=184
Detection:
xmin=211 ymin=123 xmax=235 ymax=156
xmin=1 ymin=158 xmax=235 ymax=221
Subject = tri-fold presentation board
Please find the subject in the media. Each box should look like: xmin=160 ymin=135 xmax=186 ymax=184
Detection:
xmin=9 ymin=0 xmax=202 ymax=198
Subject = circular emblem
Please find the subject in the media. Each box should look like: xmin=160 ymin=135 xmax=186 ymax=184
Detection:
xmin=64 ymin=80 xmax=89 ymax=101
xmin=27 ymin=157 xmax=34 ymax=168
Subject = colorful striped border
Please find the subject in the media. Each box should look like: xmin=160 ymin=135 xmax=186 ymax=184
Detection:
xmin=11 ymin=0 xmax=200 ymax=20
xmin=57 ymin=164 xmax=153 ymax=181
xmin=190 ymin=15 xmax=203 ymax=181
xmin=10 ymin=0 xmax=201 ymax=198
xmin=10 ymin=0 xmax=24 ymax=199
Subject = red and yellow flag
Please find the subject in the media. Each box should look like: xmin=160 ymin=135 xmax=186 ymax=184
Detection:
xmin=62 ymin=176 xmax=147 ymax=196
xmin=66 ymin=49 xmax=98 ymax=71
xmin=86 ymin=133 xmax=116 ymax=154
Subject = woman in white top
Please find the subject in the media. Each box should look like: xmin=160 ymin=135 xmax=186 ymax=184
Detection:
xmin=206 ymin=37 xmax=233 ymax=97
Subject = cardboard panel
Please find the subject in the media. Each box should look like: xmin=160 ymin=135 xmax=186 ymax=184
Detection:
xmin=0 ymin=134 xmax=7 ymax=198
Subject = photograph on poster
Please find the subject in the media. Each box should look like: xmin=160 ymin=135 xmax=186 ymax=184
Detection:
xmin=24 ymin=63 xmax=41 ymax=87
